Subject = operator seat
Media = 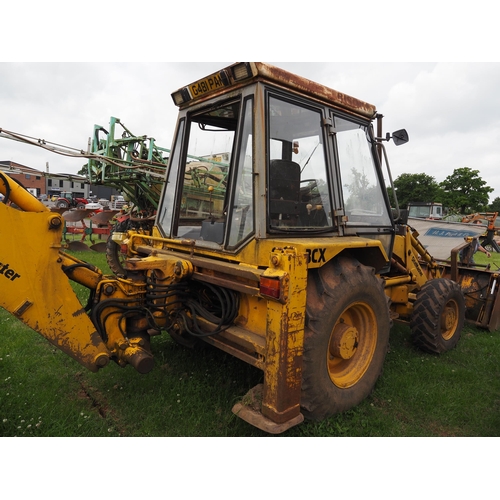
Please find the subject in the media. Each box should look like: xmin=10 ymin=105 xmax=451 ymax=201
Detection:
xmin=269 ymin=159 xmax=301 ymax=225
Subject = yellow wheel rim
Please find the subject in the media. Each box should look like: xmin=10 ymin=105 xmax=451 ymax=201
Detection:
xmin=441 ymin=298 xmax=459 ymax=341
xmin=327 ymin=301 xmax=378 ymax=388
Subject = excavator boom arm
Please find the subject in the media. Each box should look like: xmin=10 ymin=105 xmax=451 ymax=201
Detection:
xmin=0 ymin=172 xmax=111 ymax=371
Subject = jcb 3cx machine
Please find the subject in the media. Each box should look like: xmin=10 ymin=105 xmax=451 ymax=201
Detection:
xmin=2 ymin=62 xmax=499 ymax=433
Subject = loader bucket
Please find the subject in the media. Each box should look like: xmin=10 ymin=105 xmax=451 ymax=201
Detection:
xmin=457 ymin=267 xmax=500 ymax=331
xmin=421 ymin=258 xmax=500 ymax=331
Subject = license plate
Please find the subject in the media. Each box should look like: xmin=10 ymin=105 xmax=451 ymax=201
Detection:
xmin=189 ymin=72 xmax=228 ymax=99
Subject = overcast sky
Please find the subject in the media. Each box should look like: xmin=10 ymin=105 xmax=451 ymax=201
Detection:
xmin=1 ymin=61 xmax=499 ymax=202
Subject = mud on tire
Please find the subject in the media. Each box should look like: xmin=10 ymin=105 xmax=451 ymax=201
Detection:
xmin=301 ymin=255 xmax=391 ymax=421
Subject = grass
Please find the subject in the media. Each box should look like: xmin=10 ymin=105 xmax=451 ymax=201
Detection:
xmin=472 ymin=246 xmax=500 ymax=269
xmin=1 ymin=245 xmax=499 ymax=437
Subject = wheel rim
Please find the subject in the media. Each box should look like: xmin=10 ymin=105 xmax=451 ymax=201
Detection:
xmin=327 ymin=301 xmax=377 ymax=388
xmin=441 ymin=298 xmax=459 ymax=341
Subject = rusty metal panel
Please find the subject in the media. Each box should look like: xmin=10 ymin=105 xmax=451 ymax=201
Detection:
xmin=173 ymin=62 xmax=377 ymax=119
xmin=478 ymin=273 xmax=500 ymax=331
xmin=260 ymin=247 xmax=307 ymax=424
xmin=486 ymin=278 xmax=500 ymax=331
xmin=255 ymin=62 xmax=377 ymax=119
xmin=425 ymin=261 xmax=500 ymax=331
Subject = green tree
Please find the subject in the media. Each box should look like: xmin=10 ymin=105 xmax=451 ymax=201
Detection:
xmin=344 ymin=167 xmax=380 ymax=210
xmin=489 ymin=196 xmax=500 ymax=213
xmin=77 ymin=163 xmax=89 ymax=176
xmin=388 ymin=173 xmax=441 ymax=209
xmin=439 ymin=167 xmax=493 ymax=214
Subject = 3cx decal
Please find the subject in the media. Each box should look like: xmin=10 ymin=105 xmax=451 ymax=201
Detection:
xmin=306 ymin=248 xmax=326 ymax=263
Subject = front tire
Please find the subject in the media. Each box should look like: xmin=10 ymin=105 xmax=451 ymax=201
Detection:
xmin=410 ymin=278 xmax=464 ymax=354
xmin=301 ymin=256 xmax=391 ymax=420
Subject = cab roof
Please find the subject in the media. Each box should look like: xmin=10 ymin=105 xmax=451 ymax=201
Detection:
xmin=171 ymin=62 xmax=377 ymax=119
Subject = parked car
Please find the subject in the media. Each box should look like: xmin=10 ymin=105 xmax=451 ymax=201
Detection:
xmin=84 ymin=202 xmax=104 ymax=211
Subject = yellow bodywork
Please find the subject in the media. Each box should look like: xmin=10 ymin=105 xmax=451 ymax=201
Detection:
xmin=0 ymin=174 xmax=153 ymax=373
xmin=4 ymin=59 xmax=496 ymax=436
xmin=0 ymin=171 xmax=441 ymax=432
xmin=121 ymin=228 xmax=391 ymax=431
xmin=382 ymin=228 xmax=444 ymax=321
xmin=4 ymin=171 xmax=440 ymax=432
xmin=0 ymin=188 xmax=111 ymax=371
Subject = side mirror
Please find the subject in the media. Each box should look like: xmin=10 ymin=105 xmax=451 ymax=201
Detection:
xmin=391 ymin=129 xmax=409 ymax=146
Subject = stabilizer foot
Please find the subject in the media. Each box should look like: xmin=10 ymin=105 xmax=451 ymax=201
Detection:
xmin=232 ymin=384 xmax=304 ymax=434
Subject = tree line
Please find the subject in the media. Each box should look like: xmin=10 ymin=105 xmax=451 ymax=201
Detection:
xmin=387 ymin=167 xmax=500 ymax=215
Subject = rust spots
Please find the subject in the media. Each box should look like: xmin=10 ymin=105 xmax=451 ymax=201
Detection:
xmin=257 ymin=62 xmax=377 ymax=118
xmin=90 ymin=330 xmax=104 ymax=347
xmin=72 ymin=307 xmax=87 ymax=317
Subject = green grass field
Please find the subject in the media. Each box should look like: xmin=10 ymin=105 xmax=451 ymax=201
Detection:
xmin=1 ymin=247 xmax=499 ymax=437
xmin=473 ymin=246 xmax=500 ymax=269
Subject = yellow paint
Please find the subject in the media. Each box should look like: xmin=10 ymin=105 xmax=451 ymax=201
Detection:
xmin=261 ymin=247 xmax=307 ymax=423
xmin=0 ymin=201 xmax=110 ymax=371
xmin=142 ymin=230 xmax=388 ymax=270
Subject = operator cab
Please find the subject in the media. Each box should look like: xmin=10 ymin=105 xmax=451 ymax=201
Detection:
xmin=157 ymin=62 xmax=400 ymax=262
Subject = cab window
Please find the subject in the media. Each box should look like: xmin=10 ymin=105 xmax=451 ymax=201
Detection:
xmin=267 ymin=95 xmax=333 ymax=231
xmin=159 ymin=97 xmax=254 ymax=249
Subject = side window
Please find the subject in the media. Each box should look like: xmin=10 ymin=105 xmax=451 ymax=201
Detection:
xmin=158 ymin=119 xmax=185 ymax=236
xmin=228 ymin=97 xmax=254 ymax=247
xmin=334 ymin=116 xmax=394 ymax=264
xmin=180 ymin=135 xmax=232 ymax=225
xmin=335 ymin=118 xmax=391 ymax=226
xmin=268 ymin=95 xmax=333 ymax=231
xmin=159 ymin=99 xmax=242 ymax=246
xmin=175 ymin=101 xmax=239 ymax=243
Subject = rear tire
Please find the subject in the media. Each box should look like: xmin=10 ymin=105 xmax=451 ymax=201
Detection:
xmin=410 ymin=278 xmax=464 ymax=354
xmin=301 ymin=256 xmax=391 ymax=420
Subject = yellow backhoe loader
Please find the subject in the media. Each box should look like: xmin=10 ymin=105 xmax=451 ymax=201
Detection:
xmin=1 ymin=62 xmax=499 ymax=433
